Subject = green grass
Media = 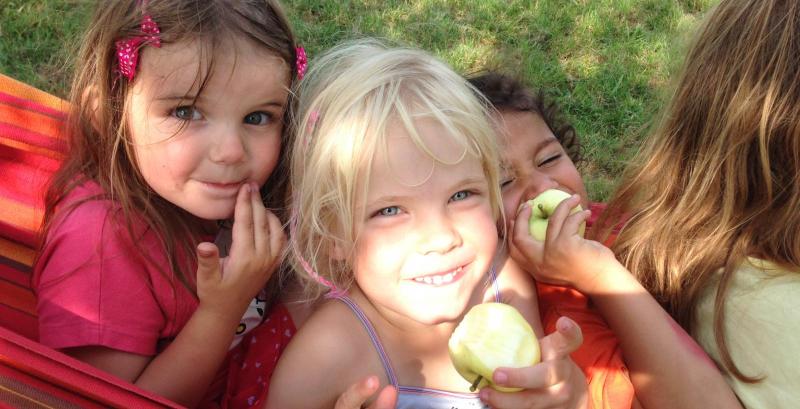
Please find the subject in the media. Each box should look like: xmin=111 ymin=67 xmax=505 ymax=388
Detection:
xmin=0 ymin=0 xmax=719 ymax=200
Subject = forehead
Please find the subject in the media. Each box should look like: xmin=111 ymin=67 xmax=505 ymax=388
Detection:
xmin=135 ymin=36 xmax=290 ymax=99
xmin=368 ymin=117 xmax=482 ymax=189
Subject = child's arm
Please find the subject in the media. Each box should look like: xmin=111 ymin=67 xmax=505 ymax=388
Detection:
xmin=65 ymin=183 xmax=284 ymax=407
xmin=511 ymin=195 xmax=742 ymax=409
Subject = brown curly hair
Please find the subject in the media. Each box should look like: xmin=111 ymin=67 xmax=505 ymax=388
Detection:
xmin=467 ymin=72 xmax=581 ymax=165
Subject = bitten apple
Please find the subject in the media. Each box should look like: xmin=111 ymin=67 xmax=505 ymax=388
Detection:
xmin=448 ymin=302 xmax=540 ymax=392
xmin=527 ymin=189 xmax=586 ymax=241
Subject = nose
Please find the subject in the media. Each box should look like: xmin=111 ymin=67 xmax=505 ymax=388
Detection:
xmin=519 ymin=169 xmax=559 ymax=202
xmin=417 ymin=211 xmax=462 ymax=255
xmin=210 ymin=124 xmax=246 ymax=164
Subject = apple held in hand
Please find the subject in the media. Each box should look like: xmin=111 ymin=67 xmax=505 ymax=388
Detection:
xmin=448 ymin=302 xmax=540 ymax=392
xmin=528 ymin=189 xmax=586 ymax=242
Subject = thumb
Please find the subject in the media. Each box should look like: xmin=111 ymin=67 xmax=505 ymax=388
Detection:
xmin=196 ymin=242 xmax=221 ymax=283
xmin=540 ymin=316 xmax=583 ymax=361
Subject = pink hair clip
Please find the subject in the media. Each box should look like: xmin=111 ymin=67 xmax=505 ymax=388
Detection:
xmin=115 ymin=14 xmax=162 ymax=81
xmin=295 ymin=46 xmax=308 ymax=80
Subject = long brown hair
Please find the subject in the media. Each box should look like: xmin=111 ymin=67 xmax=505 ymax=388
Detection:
xmin=598 ymin=0 xmax=800 ymax=381
xmin=38 ymin=0 xmax=298 ymax=302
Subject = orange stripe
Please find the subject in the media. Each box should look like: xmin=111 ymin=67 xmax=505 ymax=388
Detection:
xmin=0 ymin=105 xmax=65 ymax=144
xmin=0 ymin=237 xmax=36 ymax=267
xmin=0 ymin=196 xmax=41 ymax=233
xmin=0 ymin=74 xmax=67 ymax=113
xmin=0 ymin=136 xmax=65 ymax=160
xmin=0 ymin=279 xmax=36 ymax=315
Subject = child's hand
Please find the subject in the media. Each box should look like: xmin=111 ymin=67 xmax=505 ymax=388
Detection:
xmin=509 ymin=195 xmax=616 ymax=294
xmin=334 ymin=375 xmax=397 ymax=409
xmin=479 ymin=317 xmax=589 ymax=409
xmin=196 ymin=183 xmax=286 ymax=319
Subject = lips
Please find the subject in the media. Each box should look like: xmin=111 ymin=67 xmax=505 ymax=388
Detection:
xmin=411 ymin=266 xmax=465 ymax=286
xmin=199 ymin=180 xmax=246 ymax=197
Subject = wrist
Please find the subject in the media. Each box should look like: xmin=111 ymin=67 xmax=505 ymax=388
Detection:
xmin=575 ymin=259 xmax=636 ymax=296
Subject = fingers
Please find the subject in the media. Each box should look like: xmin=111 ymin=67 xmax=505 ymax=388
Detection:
xmin=334 ymin=376 xmax=397 ymax=409
xmin=265 ymin=210 xmax=286 ymax=270
xmin=544 ymin=195 xmax=581 ymax=245
xmin=249 ymin=183 xmax=269 ymax=252
xmin=196 ymin=242 xmax=221 ymax=284
xmin=231 ymin=183 xmax=256 ymax=256
xmin=492 ymin=356 xmax=575 ymax=391
xmin=540 ymin=317 xmax=583 ymax=361
xmin=368 ymin=384 xmax=398 ymax=409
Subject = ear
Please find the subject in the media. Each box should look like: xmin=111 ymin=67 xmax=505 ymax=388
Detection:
xmin=330 ymin=239 xmax=347 ymax=261
xmin=81 ymin=85 xmax=102 ymax=130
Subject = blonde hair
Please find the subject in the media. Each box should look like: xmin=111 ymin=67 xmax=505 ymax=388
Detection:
xmin=599 ymin=0 xmax=800 ymax=381
xmin=40 ymin=0 xmax=297 ymax=301
xmin=289 ymin=39 xmax=503 ymax=298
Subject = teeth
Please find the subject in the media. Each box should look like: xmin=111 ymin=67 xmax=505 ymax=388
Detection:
xmin=413 ymin=267 xmax=462 ymax=285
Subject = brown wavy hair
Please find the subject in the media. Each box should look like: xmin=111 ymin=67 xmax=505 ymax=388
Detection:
xmin=598 ymin=0 xmax=800 ymax=382
xmin=38 ymin=0 xmax=298 ymax=303
xmin=467 ymin=72 xmax=581 ymax=165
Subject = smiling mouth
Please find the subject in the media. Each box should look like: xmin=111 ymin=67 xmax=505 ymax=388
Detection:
xmin=412 ymin=266 xmax=465 ymax=286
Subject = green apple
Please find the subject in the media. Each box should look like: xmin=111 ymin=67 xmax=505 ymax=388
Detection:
xmin=448 ymin=302 xmax=540 ymax=392
xmin=527 ymin=189 xmax=585 ymax=241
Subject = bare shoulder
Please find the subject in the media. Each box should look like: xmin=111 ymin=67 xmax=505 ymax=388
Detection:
xmin=490 ymin=250 xmax=543 ymax=335
xmin=266 ymin=298 xmax=378 ymax=409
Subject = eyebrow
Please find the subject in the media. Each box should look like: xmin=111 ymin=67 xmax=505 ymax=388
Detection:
xmin=368 ymin=176 xmax=487 ymax=204
xmin=154 ymin=94 xmax=286 ymax=108
xmin=535 ymin=137 xmax=560 ymax=152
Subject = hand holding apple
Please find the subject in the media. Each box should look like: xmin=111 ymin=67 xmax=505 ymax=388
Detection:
xmin=528 ymin=189 xmax=585 ymax=242
xmin=448 ymin=303 xmax=540 ymax=392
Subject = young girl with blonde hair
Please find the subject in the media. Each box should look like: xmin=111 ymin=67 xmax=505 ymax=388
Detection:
xmin=267 ymin=39 xmax=589 ymax=409
xmin=34 ymin=1 xmax=299 ymax=406
xmin=514 ymin=0 xmax=799 ymax=408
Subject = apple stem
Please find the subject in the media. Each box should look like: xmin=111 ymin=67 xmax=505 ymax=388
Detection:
xmin=469 ymin=375 xmax=483 ymax=392
xmin=538 ymin=203 xmax=545 ymax=213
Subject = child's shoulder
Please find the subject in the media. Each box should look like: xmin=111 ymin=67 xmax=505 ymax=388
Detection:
xmin=267 ymin=297 xmax=383 ymax=409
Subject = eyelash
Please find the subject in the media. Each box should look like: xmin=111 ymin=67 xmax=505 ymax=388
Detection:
xmin=171 ymin=106 xmax=275 ymax=125
xmin=371 ymin=190 xmax=477 ymax=218
xmin=539 ymin=153 xmax=562 ymax=166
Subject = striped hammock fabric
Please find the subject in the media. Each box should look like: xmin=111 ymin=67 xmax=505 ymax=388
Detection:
xmin=0 ymin=73 xmax=182 ymax=408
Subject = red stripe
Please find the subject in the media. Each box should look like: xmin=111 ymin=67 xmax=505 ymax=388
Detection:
xmin=0 ymin=91 xmax=66 ymax=120
xmin=0 ymin=222 xmax=37 ymax=251
xmin=0 ymin=259 xmax=32 ymax=287
xmin=0 ymin=304 xmax=37 ymax=341
xmin=0 ymin=327 xmax=183 ymax=407
xmin=0 ymin=122 xmax=67 ymax=155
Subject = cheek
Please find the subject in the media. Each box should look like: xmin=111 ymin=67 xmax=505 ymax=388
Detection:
xmin=252 ymin=136 xmax=283 ymax=184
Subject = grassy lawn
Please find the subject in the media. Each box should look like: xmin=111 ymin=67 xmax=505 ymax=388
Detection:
xmin=0 ymin=0 xmax=719 ymax=200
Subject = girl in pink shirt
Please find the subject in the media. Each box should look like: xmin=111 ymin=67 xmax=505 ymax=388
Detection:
xmin=33 ymin=1 xmax=300 ymax=406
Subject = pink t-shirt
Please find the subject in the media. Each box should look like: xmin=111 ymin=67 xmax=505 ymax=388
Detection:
xmin=34 ymin=180 xmax=198 ymax=355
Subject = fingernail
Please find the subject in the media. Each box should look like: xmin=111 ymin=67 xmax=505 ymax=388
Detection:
xmin=244 ymin=183 xmax=251 ymax=193
xmin=557 ymin=317 xmax=572 ymax=332
xmin=493 ymin=370 xmax=508 ymax=385
xmin=479 ymin=388 xmax=490 ymax=401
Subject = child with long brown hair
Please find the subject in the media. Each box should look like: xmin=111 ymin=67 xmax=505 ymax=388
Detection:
xmin=33 ymin=1 xmax=299 ymax=406
xmin=600 ymin=0 xmax=800 ymax=407
xmin=512 ymin=0 xmax=799 ymax=408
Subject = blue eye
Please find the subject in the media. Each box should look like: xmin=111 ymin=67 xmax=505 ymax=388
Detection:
xmin=450 ymin=190 xmax=471 ymax=202
xmin=244 ymin=111 xmax=271 ymax=125
xmin=174 ymin=106 xmax=202 ymax=120
xmin=377 ymin=206 xmax=400 ymax=217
